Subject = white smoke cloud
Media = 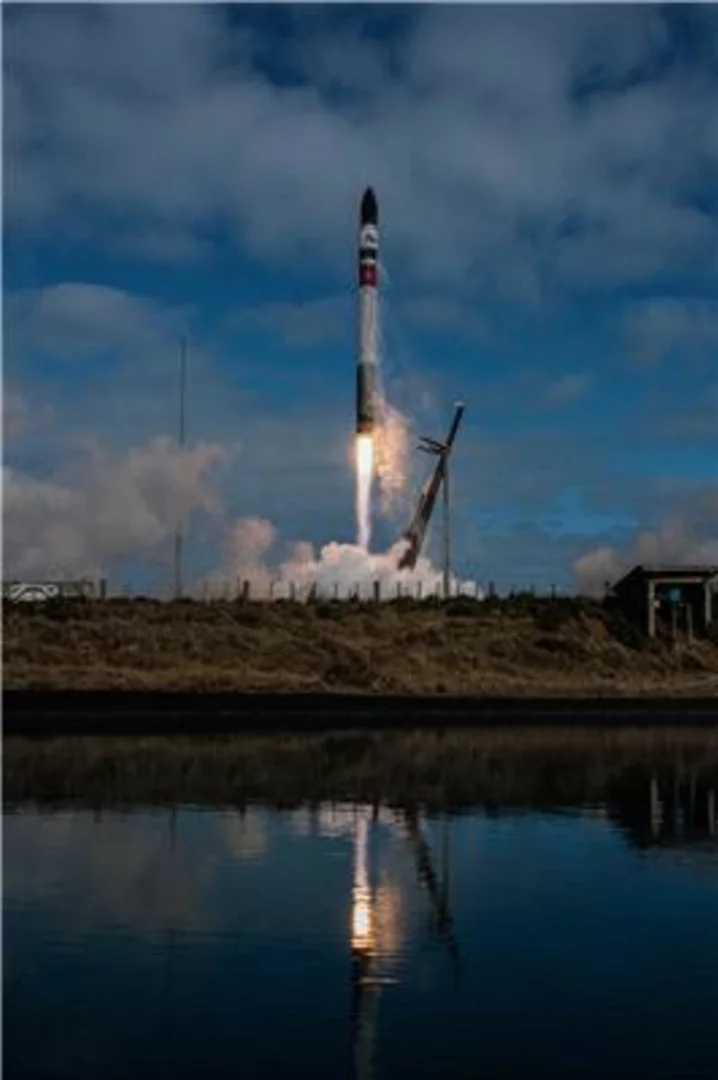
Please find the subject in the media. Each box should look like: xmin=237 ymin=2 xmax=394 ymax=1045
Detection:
xmin=375 ymin=400 xmax=413 ymax=518
xmin=574 ymin=487 xmax=718 ymax=595
xmin=213 ymin=516 xmax=277 ymax=597
xmin=209 ymin=516 xmax=481 ymax=600
xmin=3 ymin=436 xmax=226 ymax=580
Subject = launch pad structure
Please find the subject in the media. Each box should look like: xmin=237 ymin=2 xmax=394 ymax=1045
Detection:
xmin=397 ymin=402 xmax=466 ymax=596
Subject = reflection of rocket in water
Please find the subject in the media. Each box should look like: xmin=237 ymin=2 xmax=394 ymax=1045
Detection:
xmin=349 ymin=807 xmax=462 ymax=1080
xmin=350 ymin=814 xmax=380 ymax=1080
xmin=401 ymin=808 xmax=461 ymax=973
xmin=356 ymin=187 xmax=379 ymax=437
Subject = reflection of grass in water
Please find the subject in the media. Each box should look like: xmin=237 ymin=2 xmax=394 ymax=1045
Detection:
xmin=4 ymin=597 xmax=718 ymax=694
xmin=6 ymin=728 xmax=718 ymax=808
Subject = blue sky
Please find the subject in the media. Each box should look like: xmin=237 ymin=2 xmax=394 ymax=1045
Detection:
xmin=3 ymin=3 xmax=717 ymax=592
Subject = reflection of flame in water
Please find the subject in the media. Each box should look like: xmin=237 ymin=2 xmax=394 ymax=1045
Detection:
xmin=373 ymin=884 xmax=402 ymax=967
xmin=349 ymin=809 xmax=407 ymax=1080
xmin=352 ymin=887 xmax=373 ymax=953
xmin=350 ymin=813 xmax=403 ymax=969
xmin=352 ymin=815 xmax=373 ymax=952
xmin=350 ymin=814 xmax=378 ymax=1080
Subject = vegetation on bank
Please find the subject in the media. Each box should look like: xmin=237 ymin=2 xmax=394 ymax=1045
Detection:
xmin=5 ymin=727 xmax=717 ymax=809
xmin=4 ymin=595 xmax=718 ymax=695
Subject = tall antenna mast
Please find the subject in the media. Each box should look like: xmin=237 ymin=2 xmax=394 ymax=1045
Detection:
xmin=173 ymin=336 xmax=187 ymax=600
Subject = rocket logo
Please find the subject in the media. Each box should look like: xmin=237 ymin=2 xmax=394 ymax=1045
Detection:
xmin=359 ymin=224 xmax=378 ymax=251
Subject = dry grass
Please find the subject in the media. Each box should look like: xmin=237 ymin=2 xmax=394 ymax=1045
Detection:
xmin=5 ymin=726 xmax=718 ymax=808
xmin=4 ymin=596 xmax=718 ymax=696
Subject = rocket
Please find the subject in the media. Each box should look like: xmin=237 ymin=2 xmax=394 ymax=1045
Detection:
xmin=356 ymin=186 xmax=379 ymax=436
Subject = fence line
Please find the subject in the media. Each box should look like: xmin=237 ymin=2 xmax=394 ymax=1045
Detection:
xmin=3 ymin=577 xmax=574 ymax=604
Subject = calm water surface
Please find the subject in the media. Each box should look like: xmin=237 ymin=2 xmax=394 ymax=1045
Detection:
xmin=5 ymin=776 xmax=718 ymax=1078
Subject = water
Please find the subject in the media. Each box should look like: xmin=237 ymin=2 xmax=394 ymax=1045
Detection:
xmin=4 ymin=741 xmax=718 ymax=1079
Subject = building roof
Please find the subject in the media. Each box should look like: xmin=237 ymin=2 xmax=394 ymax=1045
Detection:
xmin=613 ymin=564 xmax=718 ymax=589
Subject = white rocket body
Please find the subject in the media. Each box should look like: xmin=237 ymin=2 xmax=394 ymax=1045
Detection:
xmin=356 ymin=188 xmax=379 ymax=435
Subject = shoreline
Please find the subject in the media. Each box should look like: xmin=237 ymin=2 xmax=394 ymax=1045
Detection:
xmin=4 ymin=689 xmax=718 ymax=735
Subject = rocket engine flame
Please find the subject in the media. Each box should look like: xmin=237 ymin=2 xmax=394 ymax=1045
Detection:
xmin=355 ymin=434 xmax=375 ymax=550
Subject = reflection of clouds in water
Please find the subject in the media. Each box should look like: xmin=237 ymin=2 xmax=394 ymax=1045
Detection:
xmin=4 ymin=809 xmax=213 ymax=934
xmin=220 ymin=808 xmax=268 ymax=861
xmin=4 ymin=802 xmax=414 ymax=949
xmin=287 ymin=807 xmax=314 ymax=838
xmin=288 ymin=803 xmax=406 ymax=841
xmin=318 ymin=803 xmax=371 ymax=839
xmin=317 ymin=803 xmax=405 ymax=839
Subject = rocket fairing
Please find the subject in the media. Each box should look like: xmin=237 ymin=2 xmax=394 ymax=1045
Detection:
xmin=356 ymin=186 xmax=380 ymax=436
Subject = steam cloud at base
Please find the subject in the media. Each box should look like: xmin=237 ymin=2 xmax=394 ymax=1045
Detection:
xmin=209 ymin=516 xmax=481 ymax=600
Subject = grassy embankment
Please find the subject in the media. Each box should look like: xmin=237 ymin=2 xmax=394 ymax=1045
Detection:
xmin=4 ymin=594 xmax=718 ymax=695
xmin=5 ymin=727 xmax=718 ymax=808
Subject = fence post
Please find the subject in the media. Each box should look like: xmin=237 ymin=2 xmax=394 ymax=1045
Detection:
xmin=373 ymin=579 xmax=380 ymax=604
xmin=98 ymin=578 xmax=107 ymax=601
xmin=290 ymin=582 xmax=296 ymax=602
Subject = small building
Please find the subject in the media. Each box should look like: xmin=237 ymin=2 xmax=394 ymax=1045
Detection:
xmin=611 ymin=565 xmax=718 ymax=638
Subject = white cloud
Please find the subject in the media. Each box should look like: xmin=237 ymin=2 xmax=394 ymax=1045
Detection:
xmin=6 ymin=283 xmax=186 ymax=362
xmin=3 ymin=437 xmax=226 ymax=579
xmin=5 ymin=6 xmax=717 ymax=292
xmin=574 ymin=486 xmax=718 ymax=595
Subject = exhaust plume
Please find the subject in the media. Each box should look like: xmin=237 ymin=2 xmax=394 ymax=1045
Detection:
xmin=355 ymin=434 xmax=374 ymax=549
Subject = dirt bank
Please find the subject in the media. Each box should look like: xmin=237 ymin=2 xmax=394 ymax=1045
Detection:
xmin=4 ymin=596 xmax=718 ymax=697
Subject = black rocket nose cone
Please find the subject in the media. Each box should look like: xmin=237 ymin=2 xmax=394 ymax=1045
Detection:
xmin=360 ymin=186 xmax=378 ymax=226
